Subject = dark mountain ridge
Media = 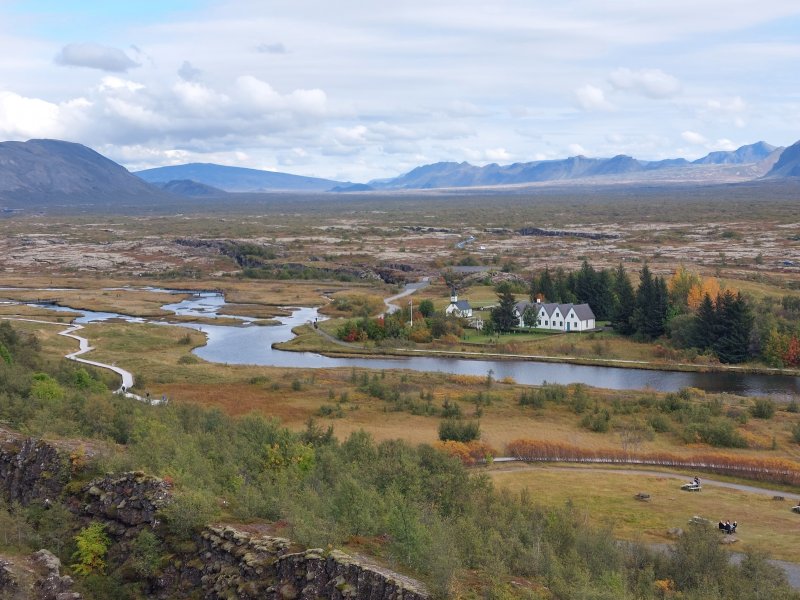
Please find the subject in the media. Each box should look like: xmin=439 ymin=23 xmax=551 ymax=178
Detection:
xmin=135 ymin=162 xmax=347 ymax=192
xmin=0 ymin=139 xmax=168 ymax=205
xmin=153 ymin=179 xmax=228 ymax=197
xmin=693 ymin=141 xmax=776 ymax=165
xmin=764 ymin=140 xmax=800 ymax=178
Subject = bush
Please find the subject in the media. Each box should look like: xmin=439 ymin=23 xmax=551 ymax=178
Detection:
xmin=750 ymin=398 xmax=776 ymax=419
xmin=159 ymin=490 xmax=217 ymax=540
xmin=682 ymin=419 xmax=747 ymax=448
xmin=128 ymin=529 xmax=162 ymax=578
xmin=71 ymin=522 xmax=110 ymax=575
xmin=177 ymin=354 xmax=199 ymax=364
xmin=648 ymin=414 xmax=671 ymax=433
xmin=438 ymin=419 xmax=481 ymax=442
xmin=581 ymin=410 xmax=610 ymax=433
xmin=30 ymin=373 xmax=65 ymax=402
xmin=570 ymin=384 xmax=589 ymax=414
xmin=441 ymin=399 xmax=463 ymax=418
xmin=792 ymin=422 xmax=800 ymax=444
xmin=518 ymin=389 xmax=544 ymax=408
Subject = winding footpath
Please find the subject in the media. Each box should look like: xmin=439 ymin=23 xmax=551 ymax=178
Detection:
xmin=1 ymin=316 xmax=159 ymax=404
xmin=382 ymin=279 xmax=430 ymax=314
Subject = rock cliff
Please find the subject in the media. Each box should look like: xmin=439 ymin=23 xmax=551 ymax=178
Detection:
xmin=0 ymin=428 xmax=427 ymax=600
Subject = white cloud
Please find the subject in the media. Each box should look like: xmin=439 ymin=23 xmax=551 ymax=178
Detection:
xmin=714 ymin=138 xmax=737 ymax=151
xmin=105 ymin=97 xmax=168 ymax=128
xmin=55 ymin=43 xmax=139 ymax=72
xmin=574 ymin=84 xmax=613 ymax=111
xmin=568 ymin=143 xmax=587 ymax=155
xmin=332 ymin=125 xmax=369 ymax=145
xmin=98 ymin=77 xmax=145 ymax=93
xmin=0 ymin=91 xmax=62 ymax=138
xmin=173 ymin=80 xmax=228 ymax=115
xmin=485 ymin=147 xmax=511 ymax=161
xmin=681 ymin=130 xmax=707 ymax=145
xmin=461 ymin=147 xmax=512 ymax=163
xmin=608 ymin=68 xmax=681 ymax=99
xmin=706 ymin=96 xmax=746 ymax=113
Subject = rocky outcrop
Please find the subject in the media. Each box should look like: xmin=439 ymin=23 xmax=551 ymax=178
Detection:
xmin=0 ymin=431 xmax=429 ymax=600
xmin=0 ymin=558 xmax=16 ymax=593
xmin=0 ymin=551 xmax=83 ymax=600
xmin=76 ymin=471 xmax=172 ymax=534
xmin=30 ymin=550 xmax=82 ymax=600
xmin=517 ymin=227 xmax=619 ymax=240
xmin=0 ymin=432 xmax=70 ymax=506
xmin=157 ymin=526 xmax=427 ymax=600
xmin=274 ymin=549 xmax=427 ymax=600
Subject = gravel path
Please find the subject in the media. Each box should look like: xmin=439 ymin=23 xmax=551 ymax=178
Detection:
xmin=383 ymin=279 xmax=430 ymax=314
xmin=490 ymin=461 xmax=800 ymax=498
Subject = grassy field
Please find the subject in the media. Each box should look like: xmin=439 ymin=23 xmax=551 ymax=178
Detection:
xmin=9 ymin=315 xmax=799 ymax=468
xmin=486 ymin=464 xmax=800 ymax=563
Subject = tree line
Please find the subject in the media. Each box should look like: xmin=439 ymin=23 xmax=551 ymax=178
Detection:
xmin=505 ymin=262 xmax=756 ymax=364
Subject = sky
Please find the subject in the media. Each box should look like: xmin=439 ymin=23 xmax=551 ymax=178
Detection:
xmin=1 ymin=1 xmax=800 ymax=182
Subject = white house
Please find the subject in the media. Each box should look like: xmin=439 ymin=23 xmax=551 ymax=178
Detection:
xmin=445 ymin=291 xmax=473 ymax=318
xmin=514 ymin=300 xmax=595 ymax=332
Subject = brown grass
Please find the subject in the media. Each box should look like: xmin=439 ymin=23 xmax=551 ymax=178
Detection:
xmin=487 ymin=465 xmax=800 ymax=563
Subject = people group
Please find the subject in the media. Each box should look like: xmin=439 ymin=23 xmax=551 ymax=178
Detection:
xmin=718 ymin=519 xmax=737 ymax=534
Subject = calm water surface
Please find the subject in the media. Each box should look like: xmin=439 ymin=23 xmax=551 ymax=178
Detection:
xmin=26 ymin=291 xmax=800 ymax=395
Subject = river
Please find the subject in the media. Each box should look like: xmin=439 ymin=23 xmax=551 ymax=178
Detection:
xmin=24 ymin=291 xmax=800 ymax=396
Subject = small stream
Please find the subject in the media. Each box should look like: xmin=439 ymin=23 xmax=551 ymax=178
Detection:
xmin=19 ymin=289 xmax=800 ymax=395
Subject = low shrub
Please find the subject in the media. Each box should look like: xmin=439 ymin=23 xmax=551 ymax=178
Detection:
xmin=438 ymin=419 xmax=481 ymax=442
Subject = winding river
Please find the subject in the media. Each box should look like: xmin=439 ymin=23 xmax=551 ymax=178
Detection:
xmin=29 ymin=290 xmax=800 ymax=396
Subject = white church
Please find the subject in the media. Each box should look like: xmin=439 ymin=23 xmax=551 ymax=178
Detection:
xmin=445 ymin=290 xmax=473 ymax=318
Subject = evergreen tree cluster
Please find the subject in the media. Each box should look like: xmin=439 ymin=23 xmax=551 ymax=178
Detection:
xmin=526 ymin=262 xmax=755 ymax=363
xmin=527 ymin=262 xmax=667 ymax=338
xmin=691 ymin=290 xmax=754 ymax=363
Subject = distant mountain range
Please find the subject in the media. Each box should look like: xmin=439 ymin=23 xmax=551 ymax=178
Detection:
xmin=367 ymin=142 xmax=784 ymax=190
xmin=135 ymin=163 xmax=346 ymax=192
xmin=1 ymin=139 xmax=799 ymax=208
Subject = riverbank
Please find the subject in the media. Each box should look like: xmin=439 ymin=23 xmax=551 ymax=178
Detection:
xmin=279 ymin=322 xmax=800 ymax=380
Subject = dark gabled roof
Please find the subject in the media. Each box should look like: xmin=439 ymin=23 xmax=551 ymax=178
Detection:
xmin=538 ymin=303 xmax=560 ymax=317
xmin=570 ymin=303 xmax=596 ymax=320
xmin=514 ymin=301 xmax=533 ymax=314
xmin=538 ymin=302 xmax=595 ymax=321
xmin=455 ymin=300 xmax=471 ymax=310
